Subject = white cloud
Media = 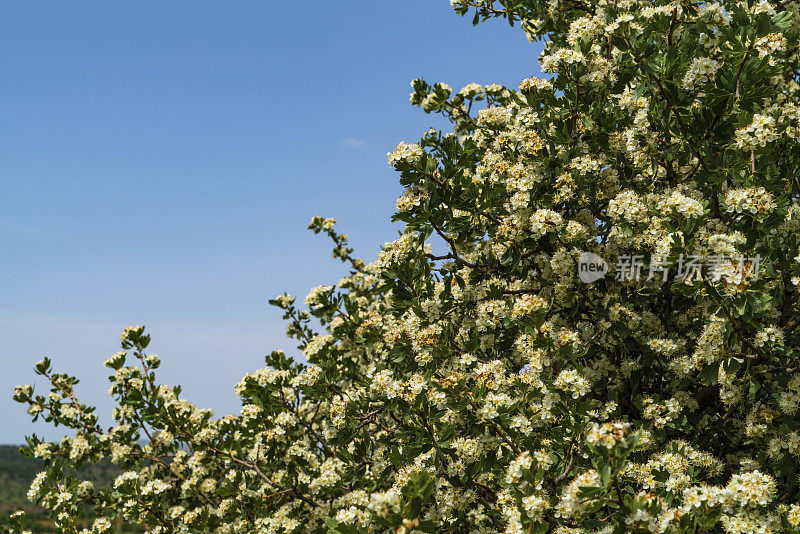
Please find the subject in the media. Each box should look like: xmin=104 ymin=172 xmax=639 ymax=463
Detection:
xmin=341 ymin=137 xmax=366 ymax=148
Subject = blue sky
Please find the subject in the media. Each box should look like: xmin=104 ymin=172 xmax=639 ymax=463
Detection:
xmin=0 ymin=1 xmax=543 ymax=443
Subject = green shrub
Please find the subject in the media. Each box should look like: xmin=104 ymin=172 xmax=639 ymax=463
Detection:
xmin=6 ymin=0 xmax=800 ymax=532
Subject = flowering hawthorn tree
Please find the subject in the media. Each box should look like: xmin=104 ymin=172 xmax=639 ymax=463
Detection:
xmin=7 ymin=0 xmax=800 ymax=532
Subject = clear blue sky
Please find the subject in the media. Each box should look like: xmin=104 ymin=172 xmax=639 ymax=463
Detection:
xmin=0 ymin=1 xmax=543 ymax=443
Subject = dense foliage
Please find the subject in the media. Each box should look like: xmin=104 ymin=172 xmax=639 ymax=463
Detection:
xmin=0 ymin=446 xmax=136 ymax=533
xmin=5 ymin=0 xmax=800 ymax=532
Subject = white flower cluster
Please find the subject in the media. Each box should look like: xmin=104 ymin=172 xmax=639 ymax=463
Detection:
xmin=727 ymin=470 xmax=777 ymax=506
xmin=387 ymin=141 xmax=424 ymax=166
xmin=395 ymin=187 xmax=428 ymax=212
xmin=734 ymin=114 xmax=779 ymax=150
xmin=555 ymin=470 xmax=600 ymax=518
xmin=642 ymin=397 xmax=683 ymax=428
xmin=475 ymin=299 xmax=509 ymax=331
xmin=647 ymin=338 xmax=680 ymax=355
xmin=566 ymin=14 xmax=605 ymax=46
xmin=510 ymin=294 xmax=548 ymax=318
xmin=519 ymin=76 xmax=553 ymax=92
xmin=751 ymin=0 xmax=777 ymax=16
xmin=477 ymin=106 xmax=513 ymax=128
xmin=504 ymin=451 xmax=533 ymax=484
xmin=754 ymin=326 xmax=784 ymax=348
xmin=304 ymin=284 xmax=333 ymax=307
xmin=686 ymin=317 xmax=727 ymax=371
xmin=707 ymin=231 xmax=746 ymax=255
xmin=367 ymin=232 xmax=428 ymax=274
xmin=658 ymin=191 xmax=704 ymax=218
xmin=458 ymin=82 xmax=483 ymax=98
xmin=698 ymin=2 xmax=731 ymax=25
xmin=27 ymin=472 xmax=47 ymax=502
xmin=754 ymin=33 xmax=787 ymax=61
xmin=682 ymin=57 xmax=720 ymax=91
xmin=554 ymin=369 xmax=591 ymax=399
xmin=585 ymin=420 xmax=631 ymax=449
xmin=608 ymin=190 xmax=648 ymax=223
xmin=529 ymin=209 xmax=564 ymax=237
xmin=540 ymin=47 xmax=586 ymax=72
xmin=778 ymin=375 xmax=800 ymax=414
xmin=724 ymin=186 xmax=777 ymax=215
